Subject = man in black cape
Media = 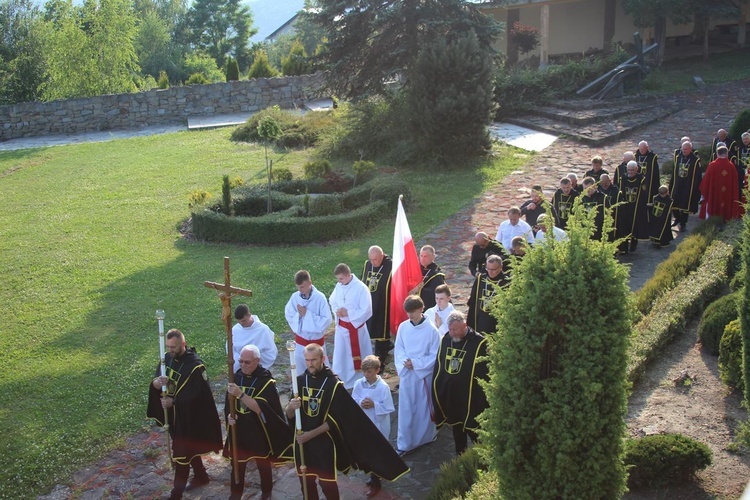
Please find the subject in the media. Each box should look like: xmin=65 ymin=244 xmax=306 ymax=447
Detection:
xmin=520 ymin=185 xmax=556 ymax=228
xmin=635 ymin=140 xmax=661 ymax=200
xmin=468 ymin=231 xmax=509 ymax=276
xmin=710 ymin=128 xmax=738 ymax=162
xmin=612 ymin=151 xmax=635 ymax=188
xmin=224 ymin=344 xmax=292 ymax=500
xmin=618 ymin=161 xmax=649 ymax=253
xmin=580 ymin=177 xmax=611 ymax=241
xmin=417 ymin=245 xmax=446 ymax=309
xmin=669 ymin=141 xmax=702 ymax=232
xmin=647 ymin=186 xmax=674 ymax=248
xmin=467 ymin=254 xmax=508 ymax=336
xmin=551 ymin=177 xmax=579 ymax=230
xmin=432 ymin=310 xmax=489 ymax=455
xmin=362 ymin=245 xmax=393 ymax=372
xmin=147 ymin=329 xmax=223 ymax=500
xmin=286 ymin=344 xmax=409 ymax=500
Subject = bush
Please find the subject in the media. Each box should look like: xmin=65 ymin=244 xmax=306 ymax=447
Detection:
xmin=231 ymin=188 xmax=297 ymax=217
xmin=729 ymin=109 xmax=750 ymax=143
xmin=247 ymin=49 xmax=278 ymax=79
xmin=188 ymin=189 xmax=211 ymax=208
xmin=634 ymin=221 xmax=718 ymax=316
xmin=304 ymin=160 xmax=332 ymax=179
xmin=157 ymin=70 xmax=170 ymax=89
xmin=221 ymin=175 xmax=232 ymax=215
xmin=182 ymin=51 xmax=224 ymax=83
xmin=228 ymin=176 xmax=244 ymax=189
xmin=352 ymin=160 xmax=377 ymax=186
xmin=281 ymin=39 xmax=312 ymax=76
xmin=272 ymin=167 xmax=293 ymax=182
xmin=226 ymin=56 xmax=240 ymax=81
xmin=719 ymin=319 xmax=744 ymax=391
xmin=426 ymin=447 xmax=485 ymax=500
xmin=624 ymin=434 xmax=712 ymax=488
xmin=740 ymin=209 xmax=750 ymax=404
xmin=231 ymin=107 xmax=335 ymax=148
xmin=370 ymin=179 xmax=412 ymax=209
xmin=271 ymin=178 xmax=331 ymax=195
xmin=186 ymin=73 xmax=208 ymax=85
xmin=698 ymin=291 xmax=739 ymax=355
xmin=192 ymin=200 xmax=388 ymax=244
xmin=307 ymin=194 xmax=342 ymax=217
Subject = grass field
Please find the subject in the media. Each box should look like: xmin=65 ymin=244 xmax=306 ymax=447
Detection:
xmin=0 ymin=127 xmax=525 ymax=497
xmin=642 ymin=48 xmax=750 ymax=93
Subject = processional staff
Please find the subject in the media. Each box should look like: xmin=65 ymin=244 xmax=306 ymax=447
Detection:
xmin=203 ymin=256 xmax=253 ymax=484
xmin=155 ymin=309 xmax=172 ymax=469
xmin=287 ymin=340 xmax=308 ymax=500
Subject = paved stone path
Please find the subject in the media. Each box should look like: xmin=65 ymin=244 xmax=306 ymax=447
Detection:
xmin=37 ymin=77 xmax=750 ymax=500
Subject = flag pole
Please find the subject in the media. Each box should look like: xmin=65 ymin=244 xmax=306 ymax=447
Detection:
xmin=155 ymin=309 xmax=173 ymax=469
xmin=286 ymin=340 xmax=308 ymax=500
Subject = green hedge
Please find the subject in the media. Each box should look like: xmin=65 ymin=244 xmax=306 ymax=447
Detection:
xmin=698 ymin=291 xmax=739 ymax=355
xmin=719 ymin=319 xmax=744 ymax=392
xmin=627 ymin=224 xmax=739 ymax=382
xmin=624 ymin=434 xmax=712 ymax=488
xmin=231 ymin=188 xmax=297 ymax=217
xmin=192 ymin=200 xmax=388 ymax=244
xmin=426 ymin=447 xmax=485 ymax=500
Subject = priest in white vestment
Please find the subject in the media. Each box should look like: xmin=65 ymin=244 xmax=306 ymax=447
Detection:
xmin=229 ymin=303 xmax=277 ymax=372
xmin=394 ymin=294 xmax=441 ymax=455
xmin=329 ymin=263 xmax=373 ymax=389
xmin=423 ymin=284 xmax=455 ymax=335
xmin=284 ymin=270 xmax=333 ymax=374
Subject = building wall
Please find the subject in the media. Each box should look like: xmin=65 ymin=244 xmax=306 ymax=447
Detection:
xmin=0 ymin=73 xmax=325 ymax=142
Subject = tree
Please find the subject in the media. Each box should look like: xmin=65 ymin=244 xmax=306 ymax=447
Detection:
xmin=406 ymin=30 xmax=495 ymax=162
xmin=0 ymin=0 xmax=46 ymax=104
xmin=308 ymin=0 xmax=501 ymax=98
xmin=482 ymin=201 xmax=631 ymax=498
xmin=186 ymin=0 xmax=256 ymax=72
xmin=257 ymin=116 xmax=282 ymax=214
xmin=134 ymin=9 xmax=171 ymax=78
xmin=741 ymin=200 xmax=750 ymax=405
xmin=225 ymin=55 xmax=239 ymax=81
xmin=247 ymin=49 xmax=277 ymax=79
xmin=281 ymin=39 xmax=311 ymax=76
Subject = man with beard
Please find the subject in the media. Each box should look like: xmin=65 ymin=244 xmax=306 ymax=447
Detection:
xmin=224 ymin=345 xmax=291 ymax=500
xmin=467 ymin=254 xmax=508 ymax=336
xmin=147 ymin=329 xmax=223 ymax=500
xmin=362 ymin=245 xmax=393 ymax=372
xmin=635 ymin=140 xmax=660 ymax=200
xmin=618 ymin=161 xmax=649 ymax=252
xmin=432 ymin=311 xmax=489 ymax=455
xmin=286 ymin=344 xmax=409 ymax=500
xmin=552 ymin=177 xmax=579 ymax=230
xmin=669 ymin=141 xmax=702 ymax=232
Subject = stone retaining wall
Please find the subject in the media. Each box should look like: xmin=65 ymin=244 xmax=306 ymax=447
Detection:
xmin=0 ymin=73 xmax=326 ymax=142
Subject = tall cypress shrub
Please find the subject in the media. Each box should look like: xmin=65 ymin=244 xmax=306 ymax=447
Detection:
xmin=481 ymin=202 xmax=630 ymax=499
xmin=226 ymin=56 xmax=240 ymax=81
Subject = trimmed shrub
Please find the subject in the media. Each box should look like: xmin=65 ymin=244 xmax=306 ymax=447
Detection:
xmin=281 ymin=39 xmax=312 ymax=76
xmin=272 ymin=167 xmax=293 ymax=182
xmin=426 ymin=447 xmax=485 ymax=500
xmin=340 ymin=180 xmax=379 ymax=210
xmin=464 ymin=471 xmax=500 ymax=500
xmin=247 ymin=49 xmax=278 ymax=79
xmin=624 ymin=434 xmax=712 ymax=488
xmin=719 ymin=319 xmax=744 ymax=391
xmin=483 ymin=202 xmax=630 ymax=499
xmin=271 ymin=178 xmax=330 ymax=195
xmin=157 ymin=70 xmax=169 ymax=89
xmin=231 ymin=107 xmax=335 ymax=148
xmin=191 ymin=200 xmax=388 ymax=244
xmin=188 ymin=189 xmax=211 ymax=208
xmin=698 ymin=291 xmax=739 ymax=355
xmin=307 ymin=194 xmax=342 ymax=217
xmin=634 ymin=221 xmax=718 ymax=316
xmin=225 ymin=56 xmax=240 ymax=82
xmin=221 ymin=175 xmax=232 ymax=215
xmin=370 ymin=180 xmax=412 ymax=209
xmin=729 ymin=109 xmax=750 ymax=144
xmin=231 ymin=189 xmax=297 ymax=217
xmin=628 ymin=223 xmax=739 ymax=381
xmin=352 ymin=160 xmax=376 ymax=186
xmin=740 ymin=207 xmax=750 ymax=405
xmin=186 ymin=73 xmax=208 ymax=85
xmin=304 ymin=160 xmax=332 ymax=179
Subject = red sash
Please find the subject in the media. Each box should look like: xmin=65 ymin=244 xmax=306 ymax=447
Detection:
xmin=294 ymin=334 xmax=325 ymax=347
xmin=338 ymin=319 xmax=363 ymax=370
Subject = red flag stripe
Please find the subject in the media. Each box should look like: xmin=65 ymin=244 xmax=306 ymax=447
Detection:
xmin=390 ymin=196 xmax=422 ymax=335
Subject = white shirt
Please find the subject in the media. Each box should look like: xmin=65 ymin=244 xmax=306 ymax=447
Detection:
xmin=424 ymin=302 xmax=455 ymax=335
xmin=228 ymin=315 xmax=277 ymax=372
xmin=351 ymin=375 xmax=395 ymax=439
xmin=496 ymin=219 xmax=534 ymax=250
xmin=533 ymin=226 xmax=568 ymax=245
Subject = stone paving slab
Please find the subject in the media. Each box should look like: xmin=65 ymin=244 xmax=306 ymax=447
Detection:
xmin=488 ymin=123 xmax=558 ymax=152
xmin=187 ymin=113 xmax=255 ymax=130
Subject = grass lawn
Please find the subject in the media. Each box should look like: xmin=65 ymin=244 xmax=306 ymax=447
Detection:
xmin=0 ymin=127 xmax=526 ymax=498
xmin=642 ymin=48 xmax=750 ymax=93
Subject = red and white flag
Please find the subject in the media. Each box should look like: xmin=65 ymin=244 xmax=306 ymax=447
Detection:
xmin=390 ymin=195 xmax=422 ymax=334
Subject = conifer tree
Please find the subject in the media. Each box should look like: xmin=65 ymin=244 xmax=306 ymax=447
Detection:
xmin=281 ymin=39 xmax=311 ymax=76
xmin=482 ymin=201 xmax=630 ymax=498
xmin=247 ymin=49 xmax=277 ymax=79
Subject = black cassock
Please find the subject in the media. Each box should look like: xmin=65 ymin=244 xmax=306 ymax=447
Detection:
xmin=362 ymin=255 xmax=393 ymax=341
xmin=635 ymin=149 xmax=661 ymax=200
xmin=467 ymin=272 xmax=507 ymax=336
xmin=669 ymin=151 xmax=702 ymax=214
xmin=551 ymin=189 xmax=578 ymax=230
xmin=419 ymin=262 xmax=446 ymax=310
xmin=222 ymin=367 xmax=292 ymax=462
xmin=648 ymin=194 xmax=674 ymax=247
xmin=432 ymin=328 xmax=489 ymax=434
xmin=290 ymin=368 xmax=409 ymax=482
xmin=580 ymin=190 xmax=610 ymax=241
xmin=147 ymin=348 xmax=223 ymax=465
xmin=618 ymin=174 xmax=649 ymax=241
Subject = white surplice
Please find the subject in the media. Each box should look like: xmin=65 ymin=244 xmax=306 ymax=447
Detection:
xmin=424 ymin=302 xmax=456 ymax=335
xmin=228 ymin=315 xmax=278 ymax=372
xmin=284 ymin=286 xmax=333 ymax=374
xmin=329 ymin=274 xmax=373 ymax=389
xmin=394 ymin=316 xmax=441 ymax=453
xmin=351 ymin=375 xmax=395 ymax=439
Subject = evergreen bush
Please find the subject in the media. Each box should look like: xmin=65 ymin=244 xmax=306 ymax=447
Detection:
xmin=226 ymin=56 xmax=240 ymax=81
xmin=157 ymin=70 xmax=170 ymax=89
xmin=729 ymin=109 xmax=750 ymax=143
xmin=740 ymin=205 xmax=750 ymax=405
xmin=406 ymin=30 xmax=495 ymax=162
xmin=271 ymin=178 xmax=331 ymax=195
xmin=624 ymin=434 xmax=712 ymax=488
xmin=231 ymin=108 xmax=335 ymax=148
xmin=281 ymin=40 xmax=312 ymax=76
xmin=221 ymin=175 xmax=232 ymax=215
xmin=307 ymin=194 xmax=343 ymax=217
xmin=698 ymin=291 xmax=739 ymax=355
xmin=426 ymin=447 xmax=485 ymax=500
xmin=352 ymin=160 xmax=377 ymax=186
xmin=231 ymin=189 xmax=296 ymax=217
xmin=247 ymin=49 xmax=278 ymax=79
xmin=186 ymin=73 xmax=208 ymax=85
xmin=370 ymin=180 xmax=412 ymax=209
xmin=483 ymin=200 xmax=630 ymax=498
xmin=272 ymin=167 xmax=293 ymax=182
xmin=719 ymin=319 xmax=744 ymax=391
xmin=188 ymin=189 xmax=211 ymax=208
xmin=304 ymin=160 xmax=332 ymax=179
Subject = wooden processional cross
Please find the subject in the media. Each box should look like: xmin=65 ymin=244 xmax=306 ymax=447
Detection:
xmin=203 ymin=256 xmax=253 ymax=484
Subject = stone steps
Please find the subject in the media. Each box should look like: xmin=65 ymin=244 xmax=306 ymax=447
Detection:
xmin=507 ymin=97 xmax=682 ymax=146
